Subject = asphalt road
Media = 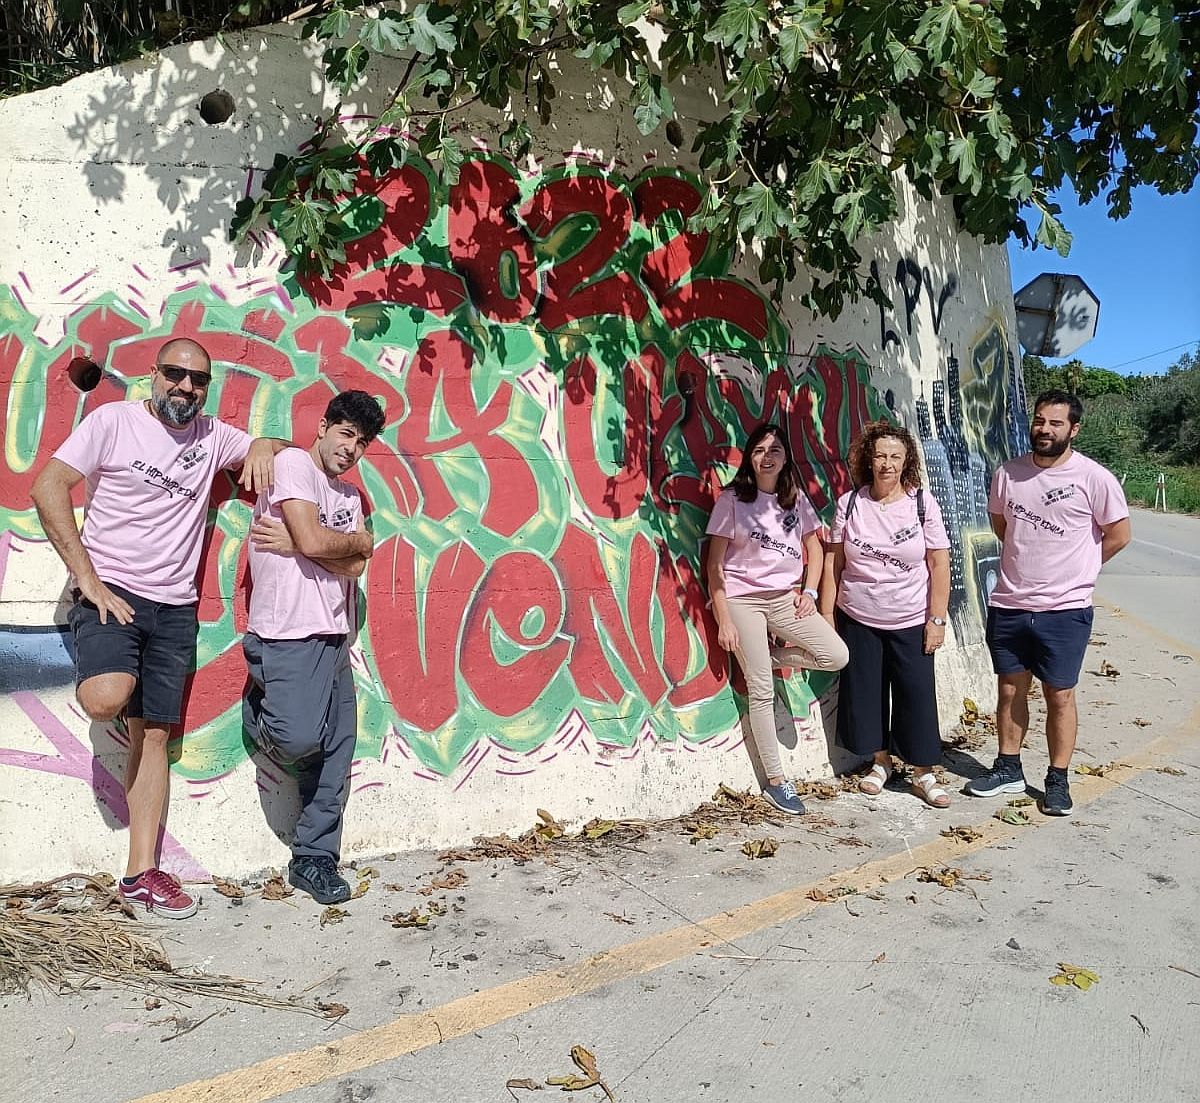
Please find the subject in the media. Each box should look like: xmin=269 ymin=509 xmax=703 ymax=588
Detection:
xmin=1096 ymin=505 xmax=1200 ymax=653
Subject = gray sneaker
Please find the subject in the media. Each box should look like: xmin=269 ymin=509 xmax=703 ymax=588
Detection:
xmin=964 ymin=757 xmax=1027 ymax=798
xmin=762 ymin=779 xmax=807 ymax=816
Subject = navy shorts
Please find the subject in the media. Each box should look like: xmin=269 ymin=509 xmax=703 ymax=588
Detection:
xmin=986 ymin=606 xmax=1094 ymax=689
xmin=67 ymin=583 xmax=198 ymax=725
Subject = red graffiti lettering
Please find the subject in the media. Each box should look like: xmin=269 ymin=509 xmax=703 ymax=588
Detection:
xmin=448 ymin=160 xmax=538 ymax=324
xmin=399 ymin=330 xmax=539 ymax=537
xmin=555 ymin=526 xmax=668 ymax=706
xmin=521 ymin=175 xmax=647 ymax=330
xmin=368 ymin=535 xmax=485 ymax=732
xmin=460 ymin=552 xmax=569 ymax=717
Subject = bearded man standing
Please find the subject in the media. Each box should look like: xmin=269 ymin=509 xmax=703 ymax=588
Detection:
xmin=31 ymin=338 xmax=289 ymax=917
xmin=965 ymin=389 xmax=1131 ymax=816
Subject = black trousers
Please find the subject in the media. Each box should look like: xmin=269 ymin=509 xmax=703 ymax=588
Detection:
xmin=835 ymin=609 xmax=942 ymax=766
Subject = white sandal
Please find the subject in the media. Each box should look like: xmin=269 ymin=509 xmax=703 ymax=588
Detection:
xmin=912 ymin=772 xmax=951 ymax=809
xmin=859 ymin=763 xmax=891 ymax=796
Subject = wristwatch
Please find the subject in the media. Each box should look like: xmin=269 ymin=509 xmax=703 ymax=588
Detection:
xmin=928 ymin=616 xmax=947 ymax=626
xmin=802 ymin=587 xmax=819 ymax=600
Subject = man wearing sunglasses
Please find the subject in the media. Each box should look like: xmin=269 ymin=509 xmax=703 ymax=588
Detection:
xmin=30 ymin=338 xmax=289 ymax=919
xmin=240 ymin=390 xmax=384 ymax=905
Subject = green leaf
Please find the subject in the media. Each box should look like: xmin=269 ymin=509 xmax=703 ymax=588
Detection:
xmin=438 ymin=133 xmax=464 ymax=184
xmin=633 ymin=74 xmax=673 ymax=135
xmin=778 ymin=7 xmax=823 ymax=70
xmin=617 ymin=0 xmax=650 ymax=26
xmin=360 ymin=14 xmax=408 ymax=53
xmin=317 ymin=8 xmax=352 ymax=40
xmin=734 ymin=181 xmax=785 ymax=235
xmin=948 ymin=132 xmax=979 ymax=187
xmin=1104 ymin=0 xmax=1138 ymax=27
xmin=884 ymin=36 xmax=921 ymax=82
xmin=963 ymin=70 xmax=997 ymax=100
xmin=410 ymin=3 xmax=456 ymax=54
xmin=1035 ymin=205 xmax=1073 ymax=257
xmin=706 ymin=0 xmax=769 ymax=53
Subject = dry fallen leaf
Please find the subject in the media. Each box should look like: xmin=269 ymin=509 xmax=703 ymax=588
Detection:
xmin=603 ymin=912 xmax=634 ymax=925
xmin=534 ymin=809 xmax=565 ymax=841
xmin=1132 ymin=718 xmax=1152 ymax=727
xmin=351 ymin=879 xmax=371 ymax=900
xmin=961 ymin=697 xmax=979 ymax=724
xmin=211 ymin=876 xmax=244 ymax=899
xmin=260 ymin=874 xmax=293 ymax=901
xmin=1007 ymin=796 xmax=1034 ymax=807
xmin=1050 ymin=962 xmax=1100 ymax=991
xmin=316 ymin=1000 xmax=348 ymax=1019
xmin=940 ymin=824 xmax=983 ymax=843
xmin=386 ymin=908 xmax=432 ymax=929
xmin=1075 ymin=762 xmax=1120 ymax=777
xmin=582 ymin=819 xmax=617 ymax=839
xmin=319 ymin=906 xmax=349 ymax=927
xmin=144 ymin=997 xmax=161 ymax=1011
xmin=545 ymin=1046 xmax=615 ymax=1101
xmin=1098 ymin=659 xmax=1120 ymax=678
xmin=807 ymin=887 xmax=832 ymax=903
xmin=995 ymin=807 xmax=1031 ymax=826
xmin=507 ymin=1078 xmax=544 ymax=1099
xmin=742 ymin=837 xmax=779 ymax=859
xmin=687 ymin=821 xmax=720 ymax=843
xmin=872 ymin=952 xmax=886 ymax=965
xmin=1156 ymin=766 xmax=1185 ymax=776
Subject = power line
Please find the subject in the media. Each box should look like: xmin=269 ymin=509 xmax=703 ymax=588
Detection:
xmin=1101 ymin=338 xmax=1199 ymax=372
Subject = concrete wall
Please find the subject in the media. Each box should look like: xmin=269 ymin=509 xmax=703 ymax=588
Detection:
xmin=0 ymin=28 xmax=1024 ymax=880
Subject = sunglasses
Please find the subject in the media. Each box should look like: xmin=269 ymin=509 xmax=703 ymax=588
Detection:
xmin=157 ymin=364 xmax=212 ymax=388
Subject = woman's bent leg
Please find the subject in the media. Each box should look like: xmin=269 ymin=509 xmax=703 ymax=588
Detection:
xmin=767 ymin=593 xmax=849 ymax=671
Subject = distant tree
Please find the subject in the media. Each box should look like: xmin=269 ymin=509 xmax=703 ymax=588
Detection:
xmin=1134 ymin=351 xmax=1200 ymax=464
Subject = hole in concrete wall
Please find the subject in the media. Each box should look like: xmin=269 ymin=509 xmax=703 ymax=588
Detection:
xmin=68 ymin=357 xmax=102 ymax=392
xmin=198 ymin=90 xmax=235 ymax=125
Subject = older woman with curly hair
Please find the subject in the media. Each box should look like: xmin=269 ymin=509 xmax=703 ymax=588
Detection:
xmin=820 ymin=420 xmax=953 ymax=807
xmin=706 ymin=422 xmax=849 ymax=816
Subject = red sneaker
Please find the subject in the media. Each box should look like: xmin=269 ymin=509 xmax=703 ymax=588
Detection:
xmin=119 ymin=868 xmax=198 ymax=919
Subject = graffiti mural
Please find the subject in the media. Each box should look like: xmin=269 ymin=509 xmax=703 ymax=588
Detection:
xmin=0 ymin=155 xmax=892 ymax=794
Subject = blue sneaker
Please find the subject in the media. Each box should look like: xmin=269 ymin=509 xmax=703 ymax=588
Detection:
xmin=1039 ymin=771 xmax=1074 ymax=816
xmin=762 ymin=779 xmax=806 ymax=816
xmin=964 ymin=757 xmax=1027 ymax=798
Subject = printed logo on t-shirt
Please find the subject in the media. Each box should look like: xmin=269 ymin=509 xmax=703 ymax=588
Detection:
xmin=328 ymin=506 xmax=356 ymax=531
xmin=1042 ymin=484 xmax=1077 ymax=506
xmin=129 ymin=459 xmax=198 ymax=500
xmin=178 ymin=444 xmax=208 ymax=472
xmin=891 ymin=524 xmax=920 ymax=546
xmin=1007 ymin=498 xmax=1066 ymax=537
xmin=780 ymin=511 xmax=799 ymax=533
xmin=847 ymin=535 xmax=913 ymax=573
xmin=748 ymin=529 xmax=803 ymax=562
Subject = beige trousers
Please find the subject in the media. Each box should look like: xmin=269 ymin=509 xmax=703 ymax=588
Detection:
xmin=726 ymin=590 xmax=849 ymax=780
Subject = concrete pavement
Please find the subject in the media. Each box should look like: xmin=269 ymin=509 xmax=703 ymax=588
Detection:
xmin=4 ymin=584 xmax=1199 ymax=1102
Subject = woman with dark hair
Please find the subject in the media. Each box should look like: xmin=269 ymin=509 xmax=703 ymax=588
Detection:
xmin=820 ymin=420 xmax=952 ymax=807
xmin=706 ymin=422 xmax=849 ymax=816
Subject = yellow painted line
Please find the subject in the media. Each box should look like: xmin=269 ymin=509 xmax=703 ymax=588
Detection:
xmin=132 ymin=704 xmax=1200 ymax=1103
xmin=1095 ymin=597 xmax=1200 ymax=662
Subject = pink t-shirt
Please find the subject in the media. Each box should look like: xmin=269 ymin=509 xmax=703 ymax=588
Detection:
xmin=247 ymin=448 xmax=364 ymax=639
xmin=828 ymin=488 xmax=951 ymax=630
xmin=988 ymin=451 xmax=1128 ymax=611
xmin=705 ymin=487 xmax=821 ymax=597
xmin=53 ymin=400 xmax=252 ymax=604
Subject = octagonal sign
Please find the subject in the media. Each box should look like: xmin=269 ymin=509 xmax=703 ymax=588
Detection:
xmin=1013 ymin=273 xmax=1100 ymax=358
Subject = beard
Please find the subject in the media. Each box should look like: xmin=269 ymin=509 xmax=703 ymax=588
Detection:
xmin=152 ymin=390 xmax=201 ymax=427
xmin=1030 ymin=432 xmax=1070 ymax=458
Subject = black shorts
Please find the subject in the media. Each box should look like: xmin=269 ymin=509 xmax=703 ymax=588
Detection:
xmin=985 ymin=606 xmax=1094 ymax=690
xmin=67 ymin=583 xmax=198 ymax=725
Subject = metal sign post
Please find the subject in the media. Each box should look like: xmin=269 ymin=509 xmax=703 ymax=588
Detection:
xmin=1154 ymin=472 xmax=1167 ymax=512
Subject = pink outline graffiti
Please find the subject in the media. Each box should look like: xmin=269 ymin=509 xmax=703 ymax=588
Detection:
xmin=3 ymin=692 xmax=209 ymax=880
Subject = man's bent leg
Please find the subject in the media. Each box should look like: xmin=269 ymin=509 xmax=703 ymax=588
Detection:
xmin=76 ymin=672 xmax=136 ymax=722
xmin=996 ymin=671 xmax=1033 ymax=755
xmin=1043 ymin=685 xmax=1078 ymax=768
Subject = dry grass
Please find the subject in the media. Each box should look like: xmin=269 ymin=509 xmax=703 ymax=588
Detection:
xmin=0 ymin=874 xmax=339 ymax=1016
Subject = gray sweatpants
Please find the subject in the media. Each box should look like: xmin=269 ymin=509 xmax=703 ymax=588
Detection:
xmin=242 ymin=632 xmax=357 ymax=861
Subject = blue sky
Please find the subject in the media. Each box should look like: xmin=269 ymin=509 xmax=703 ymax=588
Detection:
xmin=1007 ymin=184 xmax=1199 ymax=377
